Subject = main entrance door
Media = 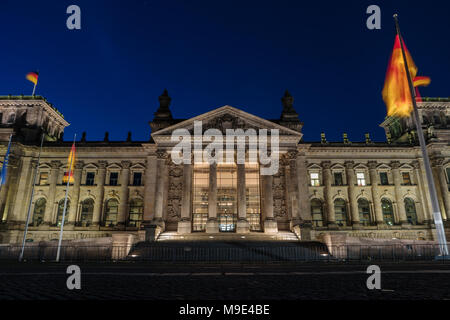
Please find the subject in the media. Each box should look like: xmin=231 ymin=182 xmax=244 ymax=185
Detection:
xmin=218 ymin=189 xmax=237 ymax=232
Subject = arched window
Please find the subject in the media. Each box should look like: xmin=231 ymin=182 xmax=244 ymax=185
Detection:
xmin=358 ymin=198 xmax=371 ymax=226
xmin=128 ymin=198 xmax=143 ymax=227
xmin=404 ymin=198 xmax=418 ymax=225
xmin=80 ymin=199 xmax=94 ymax=226
xmin=334 ymin=198 xmax=347 ymax=227
xmin=311 ymin=199 xmax=324 ymax=227
xmin=56 ymin=199 xmax=70 ymax=227
xmin=32 ymin=198 xmax=46 ymax=226
xmin=104 ymin=199 xmax=119 ymax=226
xmin=422 ymin=115 xmax=429 ymax=125
xmin=381 ymin=198 xmax=394 ymax=226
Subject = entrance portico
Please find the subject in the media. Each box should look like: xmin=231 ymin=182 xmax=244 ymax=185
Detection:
xmin=150 ymin=105 xmax=304 ymax=236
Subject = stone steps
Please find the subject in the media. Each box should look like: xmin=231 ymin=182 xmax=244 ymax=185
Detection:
xmin=157 ymin=231 xmax=300 ymax=242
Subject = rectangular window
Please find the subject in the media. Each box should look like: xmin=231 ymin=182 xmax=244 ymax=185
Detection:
xmin=133 ymin=172 xmax=142 ymax=186
xmin=86 ymin=172 xmax=95 ymax=186
xmin=109 ymin=172 xmax=118 ymax=186
xmin=402 ymin=172 xmax=411 ymax=185
xmin=193 ymin=163 xmax=209 ymax=232
xmin=39 ymin=172 xmax=49 ymax=185
xmin=356 ymin=172 xmax=366 ymax=186
xmin=379 ymin=172 xmax=389 ymax=185
xmin=310 ymin=173 xmax=320 ymax=186
xmin=333 ymin=172 xmax=343 ymax=186
xmin=246 ymin=163 xmax=261 ymax=231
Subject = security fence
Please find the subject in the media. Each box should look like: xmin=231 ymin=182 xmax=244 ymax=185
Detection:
xmin=0 ymin=242 xmax=448 ymax=263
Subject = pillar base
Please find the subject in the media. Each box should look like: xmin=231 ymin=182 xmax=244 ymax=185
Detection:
xmin=401 ymin=221 xmax=412 ymax=229
xmin=236 ymin=219 xmax=250 ymax=233
xmin=289 ymin=218 xmax=301 ymax=229
xmin=327 ymin=222 xmax=339 ymax=230
xmin=264 ymin=219 xmax=278 ymax=234
xmin=376 ymin=222 xmax=388 ymax=229
xmin=206 ymin=218 xmax=219 ymax=233
xmin=352 ymin=222 xmax=362 ymax=230
xmin=151 ymin=218 xmax=165 ymax=231
xmin=177 ymin=220 xmax=192 ymax=234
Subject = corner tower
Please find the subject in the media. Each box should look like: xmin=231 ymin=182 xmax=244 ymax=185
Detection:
xmin=0 ymin=95 xmax=69 ymax=143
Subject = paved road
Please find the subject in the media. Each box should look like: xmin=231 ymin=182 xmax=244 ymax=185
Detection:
xmin=0 ymin=262 xmax=449 ymax=300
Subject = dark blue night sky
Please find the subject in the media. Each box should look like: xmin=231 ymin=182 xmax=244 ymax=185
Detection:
xmin=1 ymin=0 xmax=449 ymax=142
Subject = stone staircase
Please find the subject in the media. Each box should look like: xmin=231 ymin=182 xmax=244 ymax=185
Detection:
xmin=157 ymin=231 xmax=300 ymax=242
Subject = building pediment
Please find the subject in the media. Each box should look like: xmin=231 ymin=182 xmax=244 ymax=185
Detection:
xmin=152 ymin=105 xmax=302 ymax=146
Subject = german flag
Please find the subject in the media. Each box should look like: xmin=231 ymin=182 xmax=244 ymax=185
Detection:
xmin=382 ymin=35 xmax=430 ymax=117
xmin=63 ymin=143 xmax=76 ymax=184
xmin=26 ymin=72 xmax=39 ymax=85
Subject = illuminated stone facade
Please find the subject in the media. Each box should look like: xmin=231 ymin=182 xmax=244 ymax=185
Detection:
xmin=0 ymin=92 xmax=449 ymax=244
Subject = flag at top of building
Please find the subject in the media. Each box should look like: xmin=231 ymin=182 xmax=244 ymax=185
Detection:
xmin=63 ymin=142 xmax=76 ymax=184
xmin=0 ymin=135 xmax=12 ymax=187
xmin=382 ymin=35 xmax=431 ymax=117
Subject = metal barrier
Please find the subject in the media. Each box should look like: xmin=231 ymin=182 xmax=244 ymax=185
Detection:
xmin=0 ymin=243 xmax=448 ymax=263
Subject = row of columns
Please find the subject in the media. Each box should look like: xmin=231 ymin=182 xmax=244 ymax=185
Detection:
xmin=7 ymin=159 xmax=137 ymax=227
xmin=3 ymin=149 xmax=450 ymax=233
xmin=318 ymin=159 xmax=450 ymax=228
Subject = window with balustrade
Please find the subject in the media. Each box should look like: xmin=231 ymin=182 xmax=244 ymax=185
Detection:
xmin=128 ymin=198 xmax=143 ymax=227
xmin=104 ymin=199 xmax=119 ymax=226
xmin=404 ymin=198 xmax=418 ymax=225
xmin=334 ymin=198 xmax=348 ymax=226
xmin=381 ymin=198 xmax=394 ymax=225
xmin=56 ymin=199 xmax=70 ymax=227
xmin=80 ymin=198 xmax=94 ymax=226
xmin=311 ymin=199 xmax=324 ymax=227
xmin=357 ymin=198 xmax=371 ymax=226
xmin=31 ymin=198 xmax=46 ymax=226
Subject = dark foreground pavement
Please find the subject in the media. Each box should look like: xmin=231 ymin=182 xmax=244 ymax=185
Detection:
xmin=0 ymin=261 xmax=449 ymax=300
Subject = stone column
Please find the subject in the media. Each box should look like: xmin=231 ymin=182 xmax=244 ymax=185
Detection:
xmin=152 ymin=150 xmax=168 ymax=229
xmin=11 ymin=157 xmax=33 ymax=223
xmin=322 ymin=161 xmax=336 ymax=228
xmin=118 ymin=161 xmax=131 ymax=226
xmin=178 ymin=163 xmax=192 ymax=233
xmin=345 ymin=161 xmax=360 ymax=228
xmin=143 ymin=154 xmax=157 ymax=223
xmin=412 ymin=160 xmax=430 ymax=223
xmin=368 ymin=161 xmax=384 ymax=226
xmin=391 ymin=161 xmax=409 ymax=226
xmin=295 ymin=153 xmax=311 ymax=240
xmin=263 ymin=173 xmax=278 ymax=233
xmin=206 ymin=163 xmax=218 ymax=233
xmin=67 ymin=161 xmax=83 ymax=226
xmin=92 ymin=161 xmax=107 ymax=226
xmin=432 ymin=157 xmax=449 ymax=221
xmin=287 ymin=151 xmax=301 ymax=228
xmin=236 ymin=162 xmax=249 ymax=233
xmin=297 ymin=154 xmax=312 ymax=222
xmin=43 ymin=160 xmax=60 ymax=225
xmin=0 ymin=155 xmax=13 ymax=220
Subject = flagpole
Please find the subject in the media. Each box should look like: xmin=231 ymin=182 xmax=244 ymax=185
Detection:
xmin=19 ymin=133 xmax=44 ymax=262
xmin=393 ymin=14 xmax=449 ymax=256
xmin=31 ymin=82 xmax=36 ymax=96
xmin=55 ymin=134 xmax=76 ymax=262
